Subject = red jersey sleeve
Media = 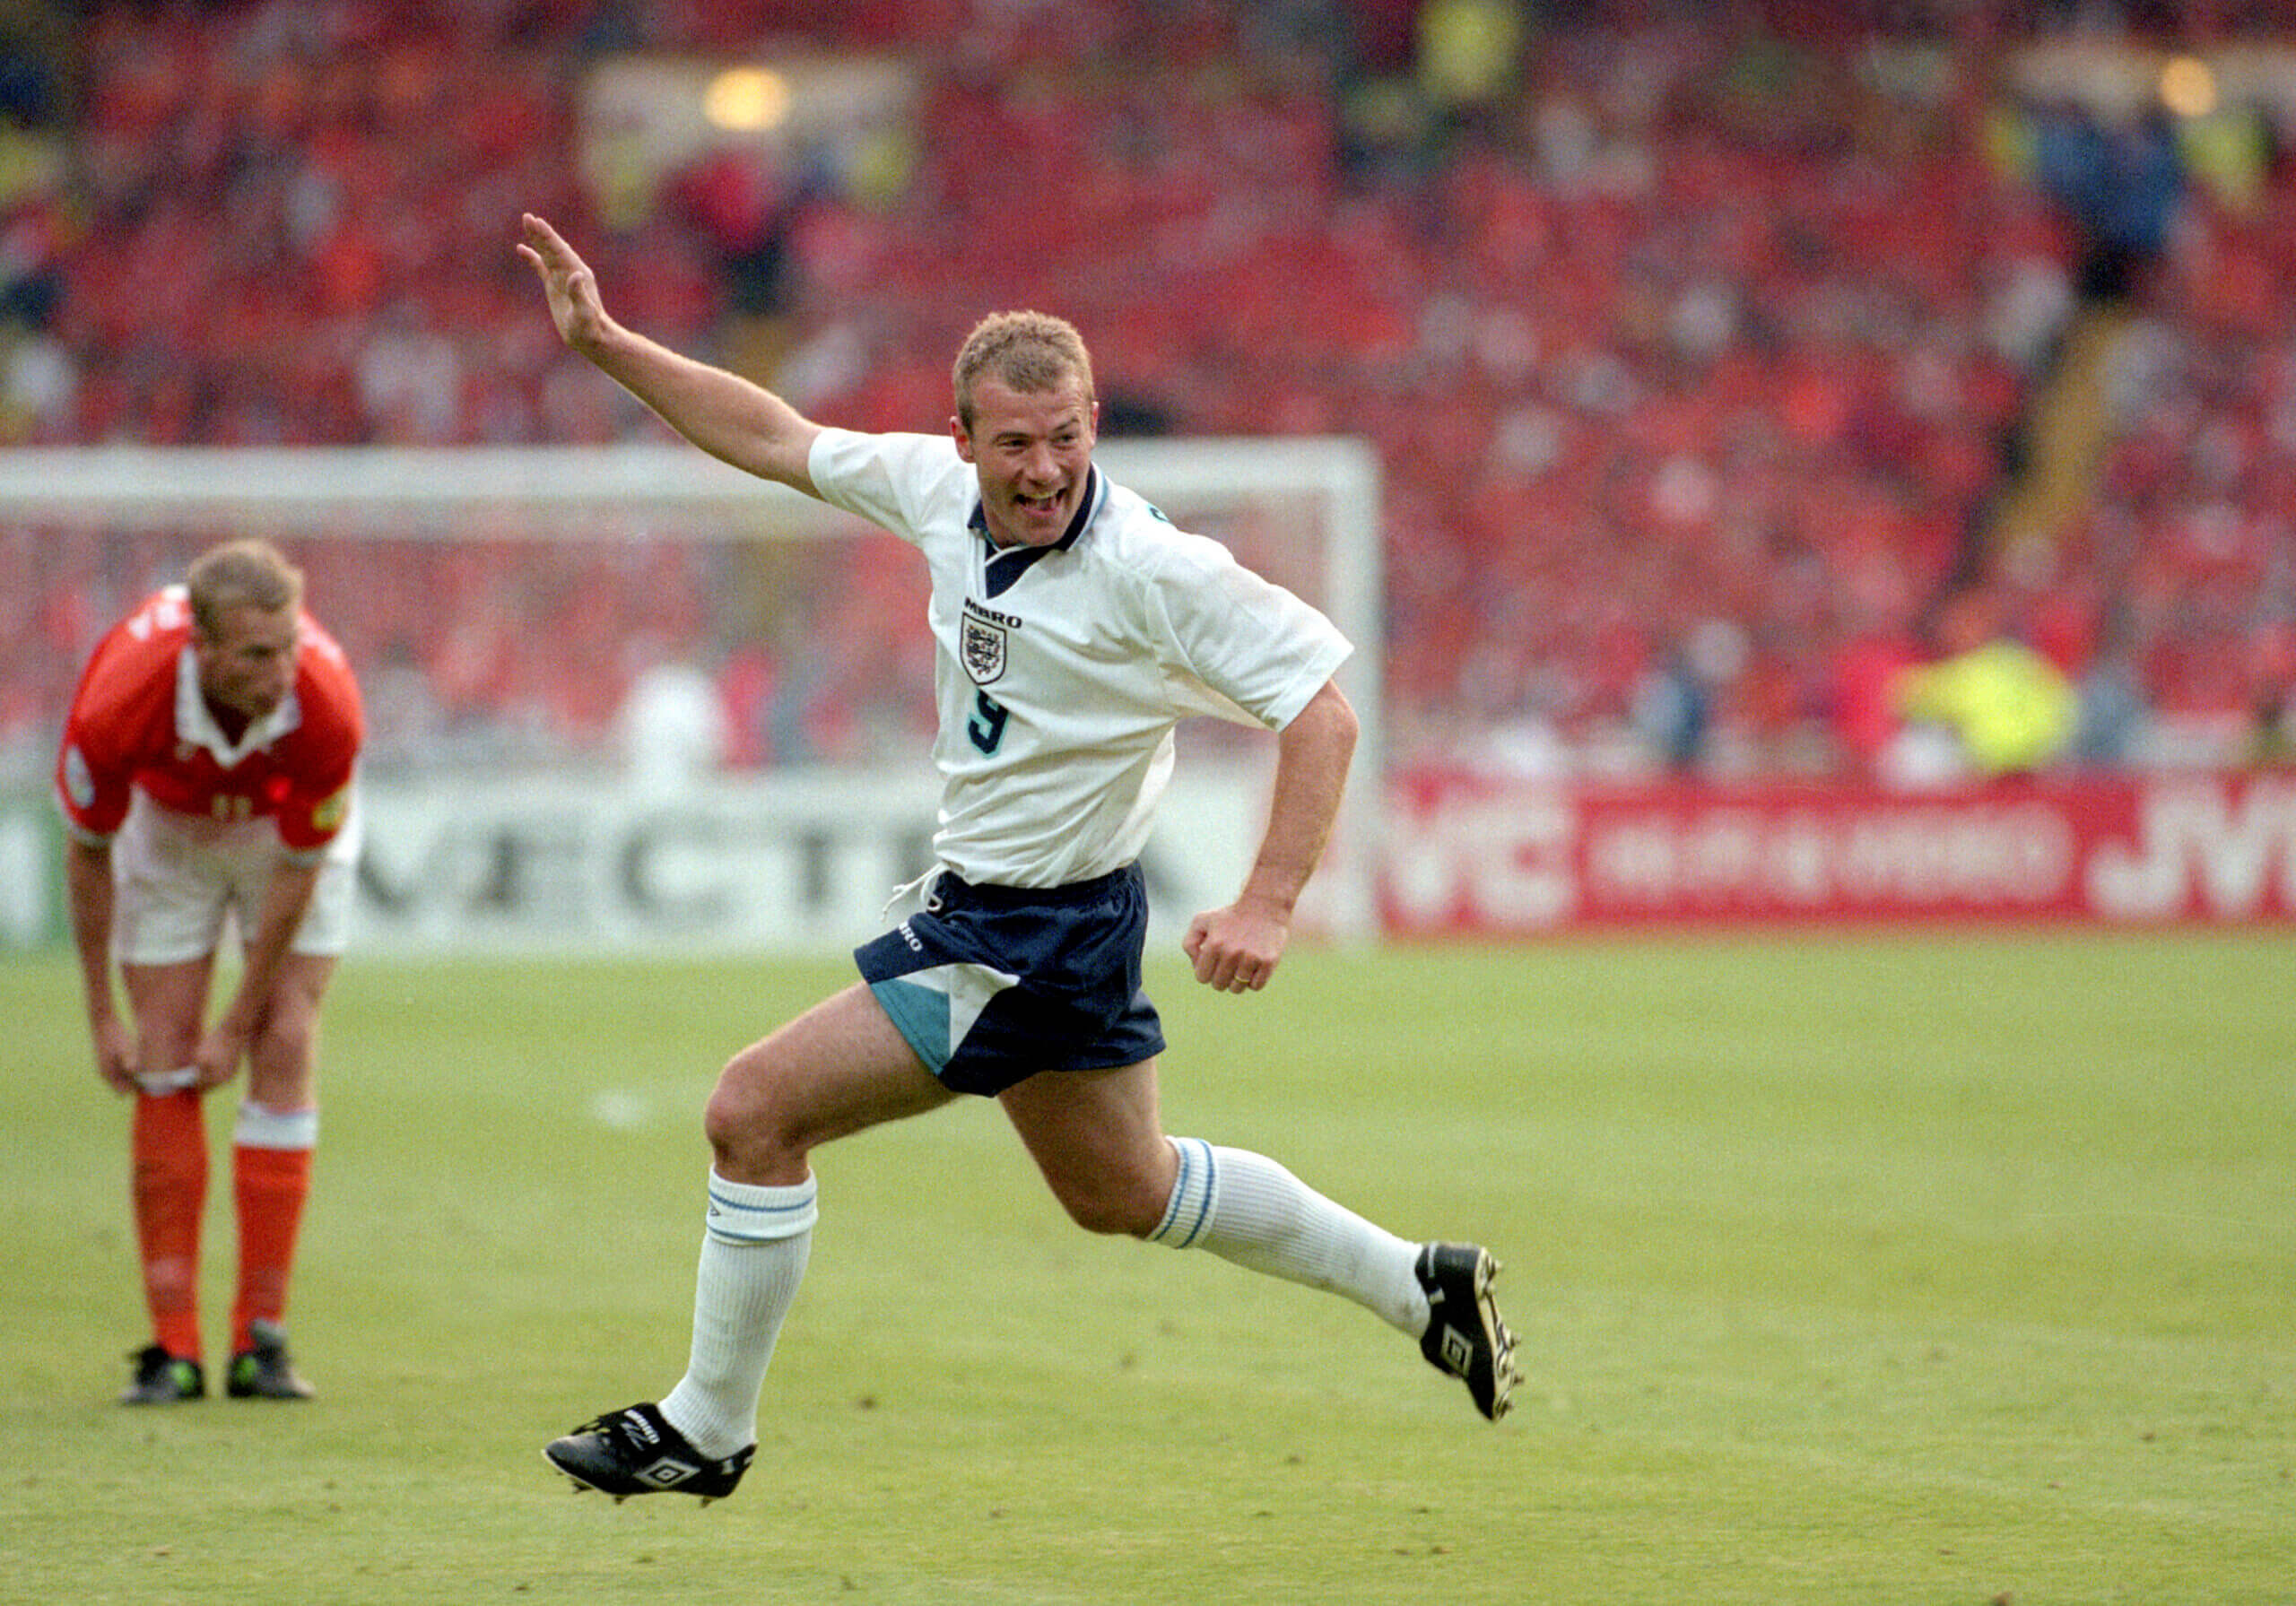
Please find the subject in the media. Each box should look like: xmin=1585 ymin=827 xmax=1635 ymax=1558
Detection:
xmin=275 ymin=621 xmax=365 ymax=854
xmin=55 ymin=592 xmax=187 ymax=842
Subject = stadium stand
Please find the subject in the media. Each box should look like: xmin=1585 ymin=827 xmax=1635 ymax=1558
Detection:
xmin=4 ymin=0 xmax=2293 ymax=777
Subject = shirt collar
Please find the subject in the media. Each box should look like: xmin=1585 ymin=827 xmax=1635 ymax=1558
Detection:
xmin=175 ymin=645 xmax=300 ymax=766
xmin=970 ymin=463 xmax=1102 ymax=556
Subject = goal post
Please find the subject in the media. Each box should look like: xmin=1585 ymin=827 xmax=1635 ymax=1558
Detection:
xmin=0 ymin=440 xmax=1383 ymax=951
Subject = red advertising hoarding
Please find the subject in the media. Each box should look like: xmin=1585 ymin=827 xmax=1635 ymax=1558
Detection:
xmin=1382 ymin=769 xmax=2296 ymax=933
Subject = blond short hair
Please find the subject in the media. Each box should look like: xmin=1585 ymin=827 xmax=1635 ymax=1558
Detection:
xmin=952 ymin=310 xmax=1095 ymax=430
xmin=187 ymin=539 xmax=303 ymax=637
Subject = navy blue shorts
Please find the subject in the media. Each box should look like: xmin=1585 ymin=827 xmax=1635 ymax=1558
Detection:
xmin=854 ymin=863 xmax=1167 ymax=1097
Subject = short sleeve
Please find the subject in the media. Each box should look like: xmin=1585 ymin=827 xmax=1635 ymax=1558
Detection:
xmin=807 ymin=430 xmax=970 ymax=546
xmin=1139 ymin=532 xmax=1352 ymax=730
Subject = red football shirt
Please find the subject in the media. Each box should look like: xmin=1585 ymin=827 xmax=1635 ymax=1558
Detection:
xmin=56 ymin=585 xmax=365 ymax=853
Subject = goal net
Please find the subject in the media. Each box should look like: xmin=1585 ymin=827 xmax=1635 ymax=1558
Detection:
xmin=0 ymin=441 xmax=1382 ymax=954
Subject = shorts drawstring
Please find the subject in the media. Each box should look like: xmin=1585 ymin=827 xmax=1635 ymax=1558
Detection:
xmin=880 ymin=864 xmax=948 ymax=925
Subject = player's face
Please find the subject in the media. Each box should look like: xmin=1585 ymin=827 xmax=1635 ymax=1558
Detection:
xmin=952 ymin=375 xmax=1098 ymax=549
xmin=194 ymin=603 xmax=300 ymax=721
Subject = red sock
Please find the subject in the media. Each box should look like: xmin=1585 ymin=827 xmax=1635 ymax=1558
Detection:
xmin=231 ymin=1141 xmax=313 ymax=1353
xmin=131 ymin=1089 xmax=208 ymax=1360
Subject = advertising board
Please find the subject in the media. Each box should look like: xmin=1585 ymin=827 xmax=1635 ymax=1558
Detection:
xmin=1384 ymin=770 xmax=2296 ymax=933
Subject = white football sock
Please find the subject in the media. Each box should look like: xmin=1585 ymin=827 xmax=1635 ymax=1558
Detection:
xmin=658 ymin=1170 xmax=818 ymax=1458
xmin=1150 ymin=1138 xmax=1427 ymax=1334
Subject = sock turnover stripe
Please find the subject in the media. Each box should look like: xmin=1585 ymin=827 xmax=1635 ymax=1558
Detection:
xmin=1152 ymin=1136 xmax=1217 ymax=1248
xmin=704 ymin=1175 xmax=819 ymax=1244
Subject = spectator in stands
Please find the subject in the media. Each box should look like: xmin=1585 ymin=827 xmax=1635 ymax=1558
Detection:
xmin=1891 ymin=586 xmax=2078 ymax=782
xmin=2029 ymin=98 xmax=2187 ymax=305
xmin=618 ymin=638 xmax=731 ymax=794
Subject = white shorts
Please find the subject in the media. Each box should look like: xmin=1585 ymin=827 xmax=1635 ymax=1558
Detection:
xmin=110 ymin=789 xmax=362 ymax=967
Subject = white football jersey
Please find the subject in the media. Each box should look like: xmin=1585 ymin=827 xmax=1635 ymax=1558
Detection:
xmin=808 ymin=428 xmax=1352 ymax=888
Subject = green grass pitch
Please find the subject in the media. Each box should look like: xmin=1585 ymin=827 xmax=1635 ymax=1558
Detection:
xmin=5 ymin=931 xmax=2292 ymax=1604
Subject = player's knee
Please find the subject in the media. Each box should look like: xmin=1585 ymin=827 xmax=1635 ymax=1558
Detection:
xmin=701 ymin=1053 xmax=807 ymax=1172
xmin=137 ymin=1028 xmax=201 ymax=1077
xmin=701 ymin=1074 xmax=768 ymax=1167
xmin=1047 ymin=1169 xmax=1166 ymax=1238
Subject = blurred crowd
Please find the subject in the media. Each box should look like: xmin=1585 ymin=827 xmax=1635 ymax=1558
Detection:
xmin=4 ymin=0 xmax=2294 ymax=783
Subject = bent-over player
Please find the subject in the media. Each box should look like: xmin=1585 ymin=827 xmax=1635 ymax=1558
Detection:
xmin=59 ymin=538 xmax=363 ymax=1403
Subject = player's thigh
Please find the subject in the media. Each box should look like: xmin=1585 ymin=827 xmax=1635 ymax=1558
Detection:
xmin=111 ymin=803 xmax=230 ymax=971
xmin=707 ymin=983 xmax=954 ymax=1171
xmin=272 ymin=843 xmax=359 ymax=961
xmin=999 ymin=1059 xmax=1178 ymax=1236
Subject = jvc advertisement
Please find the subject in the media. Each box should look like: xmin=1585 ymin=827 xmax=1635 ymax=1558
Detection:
xmin=1384 ymin=770 xmax=2296 ymax=932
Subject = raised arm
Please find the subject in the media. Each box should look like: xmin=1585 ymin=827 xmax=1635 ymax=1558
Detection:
xmin=1183 ymin=677 xmax=1359 ymax=994
xmin=517 ymin=213 xmax=823 ymax=490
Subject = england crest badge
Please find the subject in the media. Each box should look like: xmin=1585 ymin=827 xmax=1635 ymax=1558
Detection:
xmin=961 ymin=612 xmax=1007 ymax=685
